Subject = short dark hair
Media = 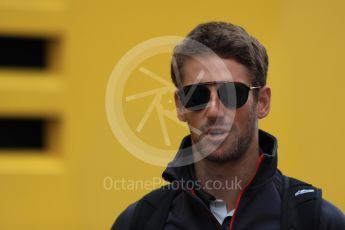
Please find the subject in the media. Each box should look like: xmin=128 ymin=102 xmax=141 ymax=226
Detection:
xmin=170 ymin=22 xmax=268 ymax=91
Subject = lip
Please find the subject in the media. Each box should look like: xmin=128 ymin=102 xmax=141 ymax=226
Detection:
xmin=205 ymin=127 xmax=230 ymax=134
xmin=203 ymin=127 xmax=230 ymax=142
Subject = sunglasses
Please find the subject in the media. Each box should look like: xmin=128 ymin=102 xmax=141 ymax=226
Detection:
xmin=178 ymin=81 xmax=261 ymax=111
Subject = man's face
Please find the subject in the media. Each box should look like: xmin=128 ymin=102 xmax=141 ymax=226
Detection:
xmin=175 ymin=55 xmax=265 ymax=162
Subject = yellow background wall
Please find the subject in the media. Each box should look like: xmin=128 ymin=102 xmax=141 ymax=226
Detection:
xmin=0 ymin=0 xmax=344 ymax=229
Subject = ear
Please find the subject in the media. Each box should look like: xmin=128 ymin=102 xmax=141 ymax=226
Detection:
xmin=174 ymin=91 xmax=187 ymax=122
xmin=257 ymin=86 xmax=271 ymax=119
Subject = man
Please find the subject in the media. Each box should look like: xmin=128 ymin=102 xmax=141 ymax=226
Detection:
xmin=112 ymin=22 xmax=345 ymax=229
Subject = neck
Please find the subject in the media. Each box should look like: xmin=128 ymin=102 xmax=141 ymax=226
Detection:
xmin=194 ymin=132 xmax=260 ymax=211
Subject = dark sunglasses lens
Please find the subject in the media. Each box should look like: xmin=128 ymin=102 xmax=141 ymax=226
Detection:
xmin=218 ymin=83 xmax=236 ymax=108
xmin=179 ymin=85 xmax=210 ymax=111
xmin=234 ymin=83 xmax=250 ymax=108
xmin=218 ymin=82 xmax=250 ymax=108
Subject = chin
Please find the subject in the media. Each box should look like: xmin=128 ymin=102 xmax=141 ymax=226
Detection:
xmin=193 ymin=132 xmax=228 ymax=155
xmin=205 ymin=138 xmax=243 ymax=162
xmin=205 ymin=148 xmax=238 ymax=162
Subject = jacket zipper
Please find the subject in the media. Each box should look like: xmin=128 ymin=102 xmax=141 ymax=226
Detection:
xmin=228 ymin=154 xmax=264 ymax=230
xmin=175 ymin=154 xmax=265 ymax=230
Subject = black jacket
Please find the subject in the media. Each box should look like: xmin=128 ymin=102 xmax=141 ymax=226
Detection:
xmin=112 ymin=130 xmax=345 ymax=229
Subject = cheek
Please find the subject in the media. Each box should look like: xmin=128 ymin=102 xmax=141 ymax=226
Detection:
xmin=185 ymin=113 xmax=204 ymax=128
xmin=233 ymin=104 xmax=256 ymax=125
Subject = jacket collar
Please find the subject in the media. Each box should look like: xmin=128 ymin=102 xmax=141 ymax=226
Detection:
xmin=162 ymin=129 xmax=278 ymax=190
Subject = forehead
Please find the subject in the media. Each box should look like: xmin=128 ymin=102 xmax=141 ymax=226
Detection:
xmin=181 ymin=55 xmax=251 ymax=86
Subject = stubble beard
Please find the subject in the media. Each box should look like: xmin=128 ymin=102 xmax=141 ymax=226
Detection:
xmin=192 ymin=105 xmax=257 ymax=163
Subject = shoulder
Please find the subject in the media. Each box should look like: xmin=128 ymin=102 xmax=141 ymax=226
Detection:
xmin=111 ymin=202 xmax=137 ymax=230
xmin=320 ymin=198 xmax=345 ymax=229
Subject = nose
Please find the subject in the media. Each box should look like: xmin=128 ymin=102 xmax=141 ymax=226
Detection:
xmin=205 ymin=88 xmax=225 ymax=120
